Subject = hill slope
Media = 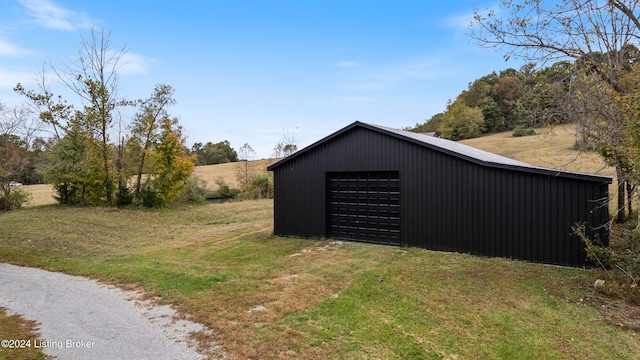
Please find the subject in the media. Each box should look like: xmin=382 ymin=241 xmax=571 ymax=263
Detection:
xmin=460 ymin=125 xmax=614 ymax=177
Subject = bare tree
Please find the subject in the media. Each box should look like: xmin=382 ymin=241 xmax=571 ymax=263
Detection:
xmin=15 ymin=68 xmax=73 ymax=142
xmin=130 ymin=84 xmax=176 ymax=203
xmin=471 ymin=0 xmax=640 ymax=222
xmin=0 ymin=102 xmax=41 ymax=210
xmin=236 ymin=143 xmax=256 ymax=187
xmin=272 ymin=128 xmax=299 ymax=158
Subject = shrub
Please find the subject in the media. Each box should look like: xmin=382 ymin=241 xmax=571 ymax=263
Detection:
xmin=512 ymin=126 xmax=536 ymax=137
xmin=239 ymin=174 xmax=273 ymax=200
xmin=175 ymin=177 xmax=209 ymax=205
xmin=116 ymin=183 xmax=133 ymax=207
xmin=576 ymin=223 xmax=640 ymax=304
xmin=0 ymin=187 xmax=31 ymax=211
xmin=252 ymin=174 xmax=273 ymax=199
xmin=141 ymin=189 xmax=162 ymax=208
xmin=206 ymin=177 xmax=240 ymax=202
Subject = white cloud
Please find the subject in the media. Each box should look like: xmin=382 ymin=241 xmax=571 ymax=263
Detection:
xmin=19 ymin=0 xmax=94 ymax=31
xmin=341 ymin=57 xmax=445 ymax=94
xmin=0 ymin=38 xmax=32 ymax=56
xmin=445 ymin=12 xmax=475 ymax=30
xmin=447 ymin=5 xmax=502 ymax=31
xmin=116 ymin=52 xmax=157 ymax=75
xmin=0 ymin=66 xmax=36 ymax=88
xmin=335 ymin=61 xmax=361 ymax=68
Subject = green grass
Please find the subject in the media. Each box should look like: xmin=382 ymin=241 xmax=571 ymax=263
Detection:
xmin=1 ymin=200 xmax=639 ymax=359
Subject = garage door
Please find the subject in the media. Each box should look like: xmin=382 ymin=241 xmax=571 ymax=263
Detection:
xmin=327 ymin=171 xmax=400 ymax=245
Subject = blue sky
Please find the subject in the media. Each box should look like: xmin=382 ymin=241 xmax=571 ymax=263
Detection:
xmin=0 ymin=0 xmax=519 ymax=158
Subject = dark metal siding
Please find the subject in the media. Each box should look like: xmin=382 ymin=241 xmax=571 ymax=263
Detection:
xmin=271 ymin=126 xmax=610 ymax=267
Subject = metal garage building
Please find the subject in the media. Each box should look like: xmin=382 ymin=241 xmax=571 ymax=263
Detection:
xmin=267 ymin=121 xmax=612 ymax=266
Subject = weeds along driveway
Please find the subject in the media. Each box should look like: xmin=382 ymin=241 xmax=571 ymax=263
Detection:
xmin=0 ymin=263 xmax=215 ymax=360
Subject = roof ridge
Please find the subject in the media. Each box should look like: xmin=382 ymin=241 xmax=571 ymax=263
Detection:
xmin=268 ymin=121 xmax=612 ymax=183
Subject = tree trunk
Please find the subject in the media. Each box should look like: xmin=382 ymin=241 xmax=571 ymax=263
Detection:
xmin=615 ymin=162 xmax=626 ymax=223
xmin=627 ymin=182 xmax=634 ymax=218
xmin=134 ymin=153 xmax=146 ymax=203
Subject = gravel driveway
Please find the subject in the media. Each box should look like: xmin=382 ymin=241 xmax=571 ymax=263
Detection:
xmin=0 ymin=263 xmax=216 ymax=360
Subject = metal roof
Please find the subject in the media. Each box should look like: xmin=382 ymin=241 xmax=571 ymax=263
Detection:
xmin=267 ymin=121 xmax=612 ymax=184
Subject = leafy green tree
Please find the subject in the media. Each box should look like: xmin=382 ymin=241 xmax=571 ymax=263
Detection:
xmin=17 ymin=28 xmax=129 ymax=206
xmin=14 ymin=70 xmax=72 ymax=142
xmin=438 ymin=99 xmax=485 ymax=140
xmin=42 ymin=125 xmax=97 ymax=205
xmin=520 ymin=61 xmax=573 ymax=127
xmin=491 ymin=74 xmax=525 ymax=130
xmin=57 ymin=29 xmax=130 ymax=205
xmin=460 ymin=78 xmax=492 ymax=108
xmin=479 ymin=97 xmax=505 ymax=132
xmin=145 ymin=118 xmax=195 ymax=207
xmin=130 ymin=84 xmax=176 ymax=203
xmin=191 ymin=140 xmax=238 ymax=165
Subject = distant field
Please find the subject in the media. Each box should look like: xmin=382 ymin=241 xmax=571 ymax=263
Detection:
xmin=22 ymin=184 xmax=56 ymax=207
xmin=22 ymin=158 xmax=279 ymax=207
xmin=193 ymin=158 xmax=277 ymax=189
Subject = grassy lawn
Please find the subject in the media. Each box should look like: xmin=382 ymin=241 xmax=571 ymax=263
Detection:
xmin=1 ymin=200 xmax=639 ymax=359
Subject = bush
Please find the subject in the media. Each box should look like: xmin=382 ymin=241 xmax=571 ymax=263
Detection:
xmin=577 ymin=223 xmax=640 ymax=304
xmin=206 ymin=177 xmax=240 ymax=202
xmin=252 ymin=174 xmax=273 ymax=199
xmin=116 ymin=183 xmax=133 ymax=207
xmin=0 ymin=187 xmax=31 ymax=211
xmin=240 ymin=174 xmax=273 ymax=200
xmin=512 ymin=126 xmax=536 ymax=137
xmin=141 ymin=189 xmax=163 ymax=208
xmin=175 ymin=177 xmax=209 ymax=205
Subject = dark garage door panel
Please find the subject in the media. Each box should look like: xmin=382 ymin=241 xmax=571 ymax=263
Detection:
xmin=327 ymin=171 xmax=400 ymax=245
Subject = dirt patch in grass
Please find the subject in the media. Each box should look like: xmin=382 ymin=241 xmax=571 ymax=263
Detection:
xmin=170 ymin=239 xmax=362 ymax=359
xmin=582 ymin=295 xmax=640 ymax=332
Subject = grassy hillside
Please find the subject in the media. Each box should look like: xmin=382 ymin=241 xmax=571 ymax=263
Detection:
xmin=460 ymin=124 xmax=614 ymax=178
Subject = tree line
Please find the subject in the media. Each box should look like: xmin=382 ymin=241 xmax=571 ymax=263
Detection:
xmin=408 ymin=62 xmax=574 ymax=140
xmin=0 ymin=29 xmax=248 ymax=210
